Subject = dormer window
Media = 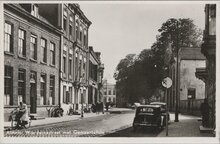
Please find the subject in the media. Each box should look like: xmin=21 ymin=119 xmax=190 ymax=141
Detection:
xmin=31 ymin=4 xmax=39 ymax=18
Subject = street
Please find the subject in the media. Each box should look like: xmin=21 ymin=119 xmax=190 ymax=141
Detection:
xmin=4 ymin=108 xmax=214 ymax=137
xmin=4 ymin=109 xmax=135 ymax=137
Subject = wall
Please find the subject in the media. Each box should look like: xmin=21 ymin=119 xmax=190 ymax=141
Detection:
xmin=179 ymin=60 xmax=206 ymax=114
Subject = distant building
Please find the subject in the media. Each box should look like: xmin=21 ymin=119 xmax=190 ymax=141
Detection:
xmin=4 ymin=4 xmax=61 ymax=120
xmin=103 ymin=80 xmax=116 ymax=105
xmin=196 ymin=4 xmax=216 ymax=129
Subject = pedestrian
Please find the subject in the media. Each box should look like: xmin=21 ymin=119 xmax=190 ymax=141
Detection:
xmin=95 ymin=102 xmax=99 ymax=115
xmin=15 ymin=101 xmax=29 ymax=128
xmin=105 ymin=102 xmax=109 ymax=112
xmin=200 ymin=98 xmax=211 ymax=127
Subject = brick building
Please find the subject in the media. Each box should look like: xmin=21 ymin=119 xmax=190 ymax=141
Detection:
xmin=38 ymin=4 xmax=92 ymax=114
xmin=4 ymin=4 xmax=61 ymax=121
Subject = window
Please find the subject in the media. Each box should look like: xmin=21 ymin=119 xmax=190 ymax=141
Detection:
xmin=30 ymin=35 xmax=37 ymax=60
xmin=69 ymin=49 xmax=73 ymax=77
xmin=4 ymin=22 xmax=13 ymax=53
xmin=50 ymin=42 xmax=55 ymax=65
xmin=113 ymin=90 xmax=116 ymax=95
xmin=18 ymin=29 xmax=26 ymax=57
xmin=63 ymin=10 xmax=67 ymax=31
xmin=69 ymin=87 xmax=72 ymax=103
xmin=63 ymin=86 xmax=66 ymax=104
xmin=83 ymin=58 xmax=86 ymax=80
xmin=83 ymin=30 xmax=87 ymax=46
xmin=75 ymin=52 xmax=78 ymax=80
xmin=76 ymin=22 xmax=79 ymax=40
xmin=63 ymin=46 xmax=67 ymax=74
xmin=4 ymin=66 xmax=13 ymax=105
xmin=79 ymin=26 xmax=82 ymax=41
xmin=18 ymin=69 xmax=25 ymax=103
xmin=49 ymin=75 xmax=55 ymax=105
xmin=32 ymin=4 xmax=39 ymax=17
xmin=69 ymin=16 xmax=73 ymax=36
xmin=108 ymin=90 xmax=111 ymax=95
xmin=104 ymin=91 xmax=107 ymax=95
xmin=187 ymin=88 xmax=196 ymax=99
xmin=79 ymin=55 xmax=82 ymax=78
xmin=40 ymin=74 xmax=46 ymax=105
xmin=41 ymin=38 xmax=47 ymax=63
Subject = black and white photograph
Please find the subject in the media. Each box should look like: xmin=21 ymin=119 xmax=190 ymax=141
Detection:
xmin=1 ymin=1 xmax=219 ymax=143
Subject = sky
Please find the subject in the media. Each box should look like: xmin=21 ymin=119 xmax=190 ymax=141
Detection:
xmin=79 ymin=2 xmax=205 ymax=84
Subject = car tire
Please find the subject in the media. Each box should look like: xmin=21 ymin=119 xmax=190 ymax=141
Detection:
xmin=133 ymin=126 xmax=137 ymax=132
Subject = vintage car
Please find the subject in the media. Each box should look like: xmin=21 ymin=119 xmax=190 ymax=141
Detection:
xmin=132 ymin=105 xmax=163 ymax=131
xmin=150 ymin=102 xmax=170 ymax=124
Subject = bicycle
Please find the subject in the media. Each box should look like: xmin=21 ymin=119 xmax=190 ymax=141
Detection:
xmin=9 ymin=109 xmax=31 ymax=130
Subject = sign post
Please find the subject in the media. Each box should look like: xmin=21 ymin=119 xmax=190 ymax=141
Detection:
xmin=162 ymin=77 xmax=172 ymax=136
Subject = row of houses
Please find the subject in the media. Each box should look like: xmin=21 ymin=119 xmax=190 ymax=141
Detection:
xmin=4 ymin=3 xmax=104 ymax=121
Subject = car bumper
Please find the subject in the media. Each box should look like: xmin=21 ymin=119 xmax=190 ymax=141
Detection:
xmin=133 ymin=123 xmax=158 ymax=127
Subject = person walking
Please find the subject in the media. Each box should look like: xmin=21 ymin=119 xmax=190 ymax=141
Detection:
xmin=200 ymin=98 xmax=211 ymax=127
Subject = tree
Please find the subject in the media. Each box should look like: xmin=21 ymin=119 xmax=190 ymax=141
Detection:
xmin=114 ymin=18 xmax=203 ymax=107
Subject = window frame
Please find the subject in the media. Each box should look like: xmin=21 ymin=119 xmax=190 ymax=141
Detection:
xmin=30 ymin=34 xmax=37 ymax=60
xmin=50 ymin=42 xmax=56 ymax=65
xmin=4 ymin=66 xmax=13 ymax=105
xmin=4 ymin=22 xmax=13 ymax=53
xmin=18 ymin=29 xmax=26 ymax=57
xmin=41 ymin=38 xmax=47 ymax=63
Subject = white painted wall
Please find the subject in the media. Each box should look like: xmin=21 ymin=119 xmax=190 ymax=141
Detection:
xmin=179 ymin=60 xmax=206 ymax=100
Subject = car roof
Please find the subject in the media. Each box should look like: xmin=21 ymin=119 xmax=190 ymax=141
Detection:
xmin=150 ymin=102 xmax=166 ymax=105
xmin=137 ymin=105 xmax=161 ymax=108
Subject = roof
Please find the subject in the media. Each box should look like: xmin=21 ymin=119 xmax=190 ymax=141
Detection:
xmin=180 ymin=47 xmax=206 ymax=60
xmin=150 ymin=102 xmax=166 ymax=105
xmin=137 ymin=105 xmax=161 ymax=108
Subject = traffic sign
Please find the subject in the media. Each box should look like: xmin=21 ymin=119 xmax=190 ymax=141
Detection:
xmin=162 ymin=77 xmax=172 ymax=88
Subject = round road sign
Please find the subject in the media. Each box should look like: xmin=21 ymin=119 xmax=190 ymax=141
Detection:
xmin=162 ymin=77 xmax=172 ymax=88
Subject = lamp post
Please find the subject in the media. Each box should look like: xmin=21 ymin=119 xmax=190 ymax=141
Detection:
xmin=174 ymin=20 xmax=180 ymax=122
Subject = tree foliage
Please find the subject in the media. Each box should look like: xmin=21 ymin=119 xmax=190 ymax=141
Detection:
xmin=114 ymin=18 xmax=202 ymax=107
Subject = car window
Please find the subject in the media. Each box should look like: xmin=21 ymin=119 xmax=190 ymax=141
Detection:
xmin=137 ymin=107 xmax=154 ymax=114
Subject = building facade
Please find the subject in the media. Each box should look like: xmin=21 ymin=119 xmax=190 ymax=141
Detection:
xmin=178 ymin=48 xmax=206 ymax=115
xmin=167 ymin=47 xmax=206 ymax=116
xmin=4 ymin=4 xmax=61 ymax=121
xmin=103 ymin=80 xmax=116 ymax=106
xmin=38 ymin=4 xmax=92 ymax=114
xmin=88 ymin=47 xmax=104 ymax=105
xmin=196 ymin=4 xmax=216 ymax=129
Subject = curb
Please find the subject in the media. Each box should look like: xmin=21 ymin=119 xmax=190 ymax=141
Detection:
xmin=100 ymin=124 xmax=132 ymax=137
xmin=4 ymin=113 xmax=107 ymax=131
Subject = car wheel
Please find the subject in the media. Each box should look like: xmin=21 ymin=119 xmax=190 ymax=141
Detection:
xmin=133 ymin=126 xmax=137 ymax=132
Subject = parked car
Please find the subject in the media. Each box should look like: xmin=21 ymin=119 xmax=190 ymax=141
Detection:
xmin=150 ymin=102 xmax=170 ymax=124
xmin=133 ymin=105 xmax=163 ymax=131
xmin=131 ymin=102 xmax=141 ymax=109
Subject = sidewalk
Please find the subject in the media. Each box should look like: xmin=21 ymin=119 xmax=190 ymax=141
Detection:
xmin=4 ymin=108 xmax=133 ymax=130
xmin=157 ymin=113 xmax=215 ymax=137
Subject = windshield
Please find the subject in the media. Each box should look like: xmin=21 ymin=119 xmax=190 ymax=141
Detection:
xmin=136 ymin=107 xmax=156 ymax=114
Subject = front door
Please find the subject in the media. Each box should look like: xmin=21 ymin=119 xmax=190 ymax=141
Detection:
xmin=30 ymin=83 xmax=37 ymax=113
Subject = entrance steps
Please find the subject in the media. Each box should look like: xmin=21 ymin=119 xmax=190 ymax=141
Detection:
xmin=29 ymin=114 xmax=45 ymax=120
xmin=199 ymin=125 xmax=213 ymax=133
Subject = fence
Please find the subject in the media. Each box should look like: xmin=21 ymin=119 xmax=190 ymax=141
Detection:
xmin=179 ymin=99 xmax=204 ymax=116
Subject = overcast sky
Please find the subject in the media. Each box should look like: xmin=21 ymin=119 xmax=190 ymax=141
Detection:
xmin=79 ymin=2 xmax=205 ymax=84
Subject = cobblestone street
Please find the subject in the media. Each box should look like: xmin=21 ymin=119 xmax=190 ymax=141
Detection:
xmin=4 ymin=110 xmax=135 ymax=137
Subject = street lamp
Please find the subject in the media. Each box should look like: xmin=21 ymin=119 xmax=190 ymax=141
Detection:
xmin=174 ymin=21 xmax=180 ymax=122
